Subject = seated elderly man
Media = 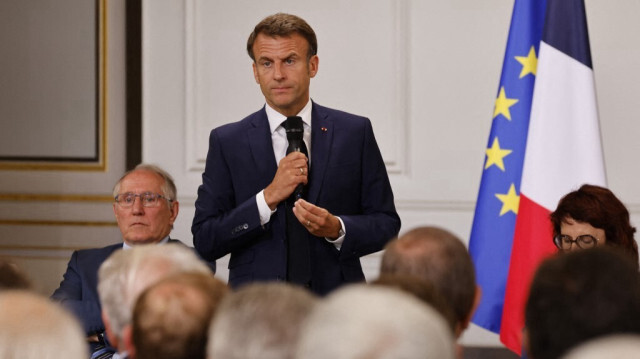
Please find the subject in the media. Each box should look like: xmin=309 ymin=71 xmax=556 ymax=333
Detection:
xmin=51 ymin=164 xmax=215 ymax=354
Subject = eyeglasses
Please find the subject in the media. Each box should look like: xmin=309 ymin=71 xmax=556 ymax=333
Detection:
xmin=114 ymin=192 xmax=173 ymax=208
xmin=553 ymin=234 xmax=599 ymax=250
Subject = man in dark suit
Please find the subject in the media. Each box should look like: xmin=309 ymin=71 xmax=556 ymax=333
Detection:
xmin=192 ymin=13 xmax=400 ymax=295
xmin=51 ymin=164 xmax=211 ymax=354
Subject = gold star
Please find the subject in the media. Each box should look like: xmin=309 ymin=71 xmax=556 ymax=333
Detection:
xmin=495 ymin=184 xmax=520 ymax=216
xmin=485 ymin=137 xmax=512 ymax=171
xmin=515 ymin=46 xmax=538 ymax=78
xmin=493 ymin=87 xmax=519 ymax=121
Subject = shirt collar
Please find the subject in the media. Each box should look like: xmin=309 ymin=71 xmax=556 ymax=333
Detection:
xmin=265 ymin=100 xmax=312 ymax=134
xmin=122 ymin=236 xmax=170 ymax=250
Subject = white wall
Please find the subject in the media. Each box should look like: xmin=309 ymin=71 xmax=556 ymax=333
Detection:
xmin=143 ymin=0 xmax=640 ymax=348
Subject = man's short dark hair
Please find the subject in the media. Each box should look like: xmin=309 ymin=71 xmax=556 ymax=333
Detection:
xmin=380 ymin=226 xmax=476 ymax=329
xmin=525 ymin=247 xmax=640 ymax=359
xmin=247 ymin=13 xmax=317 ymax=61
xmin=0 ymin=260 xmax=31 ymax=290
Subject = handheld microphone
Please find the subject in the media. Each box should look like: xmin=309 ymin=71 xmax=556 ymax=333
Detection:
xmin=284 ymin=116 xmax=307 ymax=200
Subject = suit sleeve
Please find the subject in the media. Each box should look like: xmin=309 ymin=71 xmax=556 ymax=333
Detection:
xmin=192 ymin=129 xmax=268 ymax=261
xmin=50 ymin=251 xmax=104 ymax=335
xmin=337 ymin=119 xmax=401 ymax=261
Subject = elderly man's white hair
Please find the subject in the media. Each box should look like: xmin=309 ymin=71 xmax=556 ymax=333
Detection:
xmin=207 ymin=282 xmax=317 ymax=359
xmin=0 ymin=290 xmax=86 ymax=359
xmin=296 ymin=284 xmax=455 ymax=359
xmin=561 ymin=335 xmax=640 ymax=359
xmin=97 ymin=243 xmax=212 ymax=341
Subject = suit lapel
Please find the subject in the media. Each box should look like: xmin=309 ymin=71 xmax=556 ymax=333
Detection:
xmin=308 ymin=103 xmax=333 ymax=203
xmin=248 ymin=108 xmax=278 ymax=184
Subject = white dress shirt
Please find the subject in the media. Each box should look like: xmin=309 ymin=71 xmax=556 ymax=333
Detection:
xmin=255 ymin=100 xmax=345 ymax=249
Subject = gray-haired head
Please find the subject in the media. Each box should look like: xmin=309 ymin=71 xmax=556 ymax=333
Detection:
xmin=113 ymin=163 xmax=177 ymax=200
xmin=296 ymin=285 xmax=455 ymax=359
xmin=208 ymin=282 xmax=317 ymax=359
xmin=97 ymin=243 xmax=212 ymax=342
xmin=561 ymin=335 xmax=640 ymax=359
xmin=0 ymin=290 xmax=86 ymax=359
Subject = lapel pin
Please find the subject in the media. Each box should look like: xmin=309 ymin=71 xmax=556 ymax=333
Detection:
xmin=321 ymin=127 xmax=328 ymax=132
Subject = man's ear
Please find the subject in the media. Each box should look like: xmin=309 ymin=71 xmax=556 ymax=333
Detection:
xmin=102 ymin=310 xmax=119 ymax=350
xmin=252 ymin=62 xmax=260 ymax=84
xmin=308 ymin=55 xmax=319 ymax=78
xmin=458 ymin=285 xmax=482 ymax=337
xmin=123 ymin=324 xmax=136 ymax=359
xmin=169 ymin=200 xmax=179 ymax=226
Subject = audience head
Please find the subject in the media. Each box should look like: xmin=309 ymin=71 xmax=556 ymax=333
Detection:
xmin=0 ymin=259 xmax=31 ymax=290
xmin=113 ymin=163 xmax=179 ymax=246
xmin=561 ymin=335 xmax=640 ymax=359
xmin=129 ymin=272 xmax=228 ymax=359
xmin=380 ymin=226 xmax=478 ymax=336
xmin=247 ymin=13 xmax=317 ymax=61
xmin=525 ymin=247 xmax=640 ymax=359
xmin=208 ymin=282 xmax=317 ymax=359
xmin=97 ymin=243 xmax=212 ymax=349
xmin=296 ymin=285 xmax=455 ymax=359
xmin=0 ymin=290 xmax=86 ymax=359
xmin=550 ymin=184 xmax=638 ymax=265
xmin=371 ymin=274 xmax=457 ymax=334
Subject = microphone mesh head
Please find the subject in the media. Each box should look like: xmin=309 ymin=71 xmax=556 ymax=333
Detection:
xmin=284 ymin=116 xmax=304 ymax=141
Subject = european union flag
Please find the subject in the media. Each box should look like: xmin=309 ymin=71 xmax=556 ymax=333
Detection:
xmin=469 ymin=0 xmax=546 ymax=335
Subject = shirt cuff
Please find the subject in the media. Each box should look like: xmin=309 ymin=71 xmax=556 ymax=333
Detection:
xmin=325 ymin=216 xmax=345 ymax=250
xmin=256 ymin=190 xmax=276 ymax=226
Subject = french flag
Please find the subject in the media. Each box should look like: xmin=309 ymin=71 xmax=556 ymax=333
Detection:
xmin=469 ymin=0 xmax=606 ymax=355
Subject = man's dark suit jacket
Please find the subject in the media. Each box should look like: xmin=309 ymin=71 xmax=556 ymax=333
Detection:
xmin=192 ymin=102 xmax=401 ymax=295
xmin=50 ymin=238 xmax=212 ymax=335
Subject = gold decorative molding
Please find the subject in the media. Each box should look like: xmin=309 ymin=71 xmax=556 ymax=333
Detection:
xmin=0 ymin=193 xmax=113 ymax=203
xmin=0 ymin=220 xmax=117 ymax=227
xmin=0 ymin=244 xmax=95 ymax=251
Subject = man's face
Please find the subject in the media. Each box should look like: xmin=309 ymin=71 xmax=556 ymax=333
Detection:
xmin=252 ymin=33 xmax=319 ymax=117
xmin=113 ymin=170 xmax=179 ymax=245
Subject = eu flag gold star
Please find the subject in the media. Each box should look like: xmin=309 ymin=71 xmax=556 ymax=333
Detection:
xmin=493 ymin=87 xmax=519 ymax=121
xmin=485 ymin=137 xmax=512 ymax=171
xmin=515 ymin=46 xmax=538 ymax=78
xmin=495 ymin=184 xmax=520 ymax=216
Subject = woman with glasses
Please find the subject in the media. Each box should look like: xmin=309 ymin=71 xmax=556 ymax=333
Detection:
xmin=550 ymin=184 xmax=638 ymax=267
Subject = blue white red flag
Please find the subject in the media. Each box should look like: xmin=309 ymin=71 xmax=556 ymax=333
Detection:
xmin=469 ymin=0 xmax=606 ymax=354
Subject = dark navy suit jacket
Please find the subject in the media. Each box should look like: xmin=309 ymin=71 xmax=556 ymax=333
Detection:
xmin=192 ymin=102 xmax=401 ymax=295
xmin=50 ymin=239 xmax=213 ymax=335
xmin=51 ymin=243 xmax=121 ymax=335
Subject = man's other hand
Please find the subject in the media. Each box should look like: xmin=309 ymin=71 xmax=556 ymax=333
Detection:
xmin=292 ymin=199 xmax=342 ymax=239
